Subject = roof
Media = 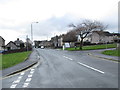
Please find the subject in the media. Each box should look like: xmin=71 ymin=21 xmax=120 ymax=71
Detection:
xmin=6 ymin=41 xmax=17 ymax=47
xmin=0 ymin=36 xmax=5 ymax=41
xmin=93 ymin=31 xmax=115 ymax=36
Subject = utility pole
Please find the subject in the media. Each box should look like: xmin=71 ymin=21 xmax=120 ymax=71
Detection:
xmin=31 ymin=24 xmax=33 ymax=43
xmin=31 ymin=22 xmax=38 ymax=47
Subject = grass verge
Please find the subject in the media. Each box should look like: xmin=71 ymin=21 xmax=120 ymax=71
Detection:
xmin=2 ymin=51 xmax=32 ymax=70
xmin=102 ymin=49 xmax=120 ymax=57
xmin=65 ymin=44 xmax=116 ymax=51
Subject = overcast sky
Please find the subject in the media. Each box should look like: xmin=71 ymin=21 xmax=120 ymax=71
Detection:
xmin=0 ymin=0 xmax=119 ymax=44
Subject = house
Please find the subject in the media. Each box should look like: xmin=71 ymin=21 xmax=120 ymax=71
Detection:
xmin=6 ymin=41 xmax=18 ymax=51
xmin=90 ymin=31 xmax=114 ymax=44
xmin=51 ymin=35 xmax=59 ymax=48
xmin=79 ymin=31 xmax=120 ymax=44
xmin=58 ymin=34 xmax=64 ymax=48
xmin=0 ymin=36 xmax=5 ymax=51
xmin=51 ymin=34 xmax=65 ymax=48
xmin=14 ymin=38 xmax=24 ymax=49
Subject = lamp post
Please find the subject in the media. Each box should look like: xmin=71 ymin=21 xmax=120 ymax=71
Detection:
xmin=31 ymin=22 xmax=38 ymax=46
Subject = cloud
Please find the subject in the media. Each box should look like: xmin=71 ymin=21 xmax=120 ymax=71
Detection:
xmin=101 ymin=10 xmax=118 ymax=33
xmin=32 ymin=14 xmax=80 ymax=40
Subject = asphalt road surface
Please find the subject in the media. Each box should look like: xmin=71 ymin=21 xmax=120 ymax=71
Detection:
xmin=2 ymin=48 xmax=118 ymax=88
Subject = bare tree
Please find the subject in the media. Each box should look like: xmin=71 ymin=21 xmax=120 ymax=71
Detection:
xmin=63 ymin=30 xmax=77 ymax=43
xmin=69 ymin=20 xmax=108 ymax=50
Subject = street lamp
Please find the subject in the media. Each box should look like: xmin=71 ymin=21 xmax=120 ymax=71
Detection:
xmin=31 ymin=22 xmax=38 ymax=45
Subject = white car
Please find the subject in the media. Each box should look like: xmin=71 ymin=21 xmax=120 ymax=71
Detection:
xmin=41 ymin=46 xmax=44 ymax=49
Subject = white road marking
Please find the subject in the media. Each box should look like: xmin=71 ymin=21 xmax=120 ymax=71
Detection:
xmin=23 ymin=83 xmax=29 ymax=88
xmin=63 ymin=56 xmax=73 ymax=61
xmin=10 ymin=72 xmax=24 ymax=88
xmin=18 ymin=76 xmax=23 ymax=80
xmin=28 ymin=74 xmax=33 ymax=78
xmin=77 ymin=62 xmax=105 ymax=74
xmin=30 ymin=71 xmax=34 ymax=74
xmin=31 ymin=69 xmax=35 ymax=71
xmin=22 ymin=68 xmax=36 ymax=88
xmin=13 ymin=80 xmax=20 ymax=84
xmin=10 ymin=84 xmax=17 ymax=88
xmin=25 ymin=78 xmax=32 ymax=82
xmin=20 ymin=72 xmax=25 ymax=75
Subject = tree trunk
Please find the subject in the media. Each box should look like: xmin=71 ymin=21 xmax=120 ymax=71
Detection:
xmin=80 ymin=39 xmax=83 ymax=50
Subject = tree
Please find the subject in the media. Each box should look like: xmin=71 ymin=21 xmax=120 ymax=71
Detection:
xmin=69 ymin=20 xmax=107 ymax=50
xmin=63 ymin=30 xmax=77 ymax=43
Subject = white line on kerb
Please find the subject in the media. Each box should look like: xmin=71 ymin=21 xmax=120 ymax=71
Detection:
xmin=63 ymin=56 xmax=73 ymax=60
xmin=77 ymin=62 xmax=105 ymax=74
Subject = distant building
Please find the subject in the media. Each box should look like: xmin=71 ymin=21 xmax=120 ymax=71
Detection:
xmin=6 ymin=41 xmax=18 ymax=51
xmin=34 ymin=40 xmax=52 ymax=48
xmin=0 ymin=36 xmax=5 ymax=51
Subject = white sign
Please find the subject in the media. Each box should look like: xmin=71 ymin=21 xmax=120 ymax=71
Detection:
xmin=64 ymin=43 xmax=70 ymax=48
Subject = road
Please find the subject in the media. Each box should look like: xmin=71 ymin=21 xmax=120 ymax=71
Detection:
xmin=2 ymin=48 xmax=118 ymax=88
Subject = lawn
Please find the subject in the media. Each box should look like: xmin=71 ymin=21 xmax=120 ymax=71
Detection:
xmin=2 ymin=51 xmax=32 ymax=70
xmin=102 ymin=49 xmax=120 ymax=57
xmin=65 ymin=44 xmax=116 ymax=51
xmin=0 ymin=54 xmax=2 ymax=70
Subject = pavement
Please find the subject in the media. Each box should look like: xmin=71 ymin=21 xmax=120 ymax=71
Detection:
xmin=86 ymin=48 xmax=119 ymax=62
xmin=1 ymin=49 xmax=39 ymax=78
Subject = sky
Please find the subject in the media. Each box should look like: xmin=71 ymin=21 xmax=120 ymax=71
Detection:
xmin=0 ymin=0 xmax=119 ymax=44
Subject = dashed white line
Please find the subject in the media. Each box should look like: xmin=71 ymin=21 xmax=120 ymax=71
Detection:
xmin=10 ymin=72 xmax=25 ymax=88
xmin=77 ymin=62 xmax=105 ymax=74
xmin=10 ymin=68 xmax=36 ymax=88
xmin=25 ymin=78 xmax=32 ymax=82
xmin=63 ymin=56 xmax=73 ymax=61
xmin=30 ymin=71 xmax=34 ymax=74
xmin=13 ymin=80 xmax=20 ymax=84
xmin=23 ymin=83 xmax=29 ymax=88
xmin=28 ymin=74 xmax=33 ymax=78
xmin=18 ymin=76 xmax=23 ymax=80
xmin=22 ymin=68 xmax=36 ymax=88
xmin=31 ymin=69 xmax=35 ymax=71
xmin=10 ymin=84 xmax=17 ymax=88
